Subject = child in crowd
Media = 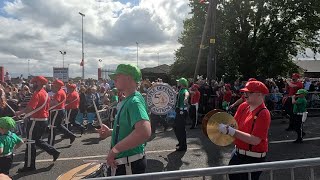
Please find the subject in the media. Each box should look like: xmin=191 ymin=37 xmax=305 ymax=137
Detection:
xmin=0 ymin=117 xmax=24 ymax=175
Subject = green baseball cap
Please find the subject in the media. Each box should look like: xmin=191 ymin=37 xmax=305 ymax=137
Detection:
xmin=176 ymin=77 xmax=188 ymax=87
xmin=109 ymin=64 xmax=142 ymax=83
xmin=0 ymin=117 xmax=16 ymax=130
xmin=296 ymin=89 xmax=308 ymax=95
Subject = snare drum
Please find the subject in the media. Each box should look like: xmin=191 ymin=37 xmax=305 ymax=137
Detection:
xmin=56 ymin=163 xmax=107 ymax=180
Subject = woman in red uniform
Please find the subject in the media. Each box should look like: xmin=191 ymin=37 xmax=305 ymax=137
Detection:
xmin=218 ymin=81 xmax=271 ymax=180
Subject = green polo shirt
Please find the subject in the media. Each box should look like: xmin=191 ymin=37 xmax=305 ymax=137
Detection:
xmin=176 ymin=88 xmax=188 ymax=108
xmin=0 ymin=131 xmax=23 ymax=155
xmin=111 ymin=91 xmax=149 ymax=159
xmin=293 ymin=97 xmax=307 ymax=114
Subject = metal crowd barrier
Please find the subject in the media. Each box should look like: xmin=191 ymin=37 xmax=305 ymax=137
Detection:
xmin=88 ymin=157 xmax=320 ymax=180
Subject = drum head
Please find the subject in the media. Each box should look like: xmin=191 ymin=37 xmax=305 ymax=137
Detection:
xmin=56 ymin=163 xmax=102 ymax=180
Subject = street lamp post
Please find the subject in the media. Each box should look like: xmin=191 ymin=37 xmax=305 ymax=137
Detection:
xmin=59 ymin=51 xmax=66 ymax=68
xmin=136 ymin=42 xmax=139 ymax=67
xmin=79 ymin=12 xmax=85 ymax=79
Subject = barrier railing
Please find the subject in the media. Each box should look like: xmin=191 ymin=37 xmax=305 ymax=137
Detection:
xmin=87 ymin=157 xmax=320 ymax=180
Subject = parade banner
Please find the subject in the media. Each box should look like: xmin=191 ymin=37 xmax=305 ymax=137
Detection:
xmin=53 ymin=67 xmax=69 ymax=82
xmin=146 ymin=83 xmax=176 ymax=115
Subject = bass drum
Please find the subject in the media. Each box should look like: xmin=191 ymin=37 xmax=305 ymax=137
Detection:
xmin=56 ymin=163 xmax=107 ymax=180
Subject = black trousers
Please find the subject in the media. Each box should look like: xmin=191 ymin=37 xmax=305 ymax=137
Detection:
xmin=189 ymin=105 xmax=197 ymax=128
xmin=107 ymin=156 xmax=146 ymax=176
xmin=174 ymin=109 xmax=187 ymax=148
xmin=0 ymin=155 xmax=13 ymax=175
xmin=229 ymin=152 xmax=266 ymax=180
xmin=293 ymin=114 xmax=303 ymax=140
xmin=25 ymin=120 xmax=59 ymax=168
xmin=66 ymin=109 xmax=83 ymax=131
xmin=283 ymin=97 xmax=294 ymax=129
xmin=150 ymin=113 xmax=168 ymax=134
xmin=48 ymin=110 xmax=75 ymax=146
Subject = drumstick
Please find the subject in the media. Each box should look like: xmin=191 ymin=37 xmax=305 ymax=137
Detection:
xmin=5 ymin=102 xmax=16 ymax=114
xmin=92 ymin=99 xmax=103 ymax=127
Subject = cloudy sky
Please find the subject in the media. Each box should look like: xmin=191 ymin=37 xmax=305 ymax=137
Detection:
xmin=0 ymin=0 xmax=191 ymax=78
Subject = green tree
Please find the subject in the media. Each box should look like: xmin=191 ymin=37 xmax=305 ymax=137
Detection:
xmin=172 ymin=0 xmax=320 ymax=80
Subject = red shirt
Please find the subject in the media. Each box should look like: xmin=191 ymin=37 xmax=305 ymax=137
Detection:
xmin=287 ymin=81 xmax=303 ymax=96
xmin=65 ymin=91 xmax=80 ymax=110
xmin=223 ymin=90 xmax=232 ymax=102
xmin=190 ymin=90 xmax=200 ymax=104
xmin=234 ymin=102 xmax=271 ymax=152
xmin=27 ymin=88 xmax=50 ymax=118
xmin=52 ymin=89 xmax=66 ymax=110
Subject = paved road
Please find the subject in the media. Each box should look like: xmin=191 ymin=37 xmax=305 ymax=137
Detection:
xmin=9 ymin=116 xmax=320 ymax=180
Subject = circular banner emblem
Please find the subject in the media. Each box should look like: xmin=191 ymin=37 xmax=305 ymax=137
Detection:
xmin=146 ymin=83 xmax=176 ymax=115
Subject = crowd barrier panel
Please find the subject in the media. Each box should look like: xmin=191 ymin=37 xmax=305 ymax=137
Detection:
xmin=87 ymin=157 xmax=320 ymax=180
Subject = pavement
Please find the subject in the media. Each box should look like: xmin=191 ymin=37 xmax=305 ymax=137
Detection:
xmin=9 ymin=116 xmax=320 ymax=180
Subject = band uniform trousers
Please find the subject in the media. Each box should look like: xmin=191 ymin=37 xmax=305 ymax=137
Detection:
xmin=107 ymin=156 xmax=146 ymax=176
xmin=283 ymin=97 xmax=294 ymax=129
xmin=293 ymin=114 xmax=303 ymax=140
xmin=229 ymin=152 xmax=266 ymax=180
xmin=24 ymin=120 xmax=59 ymax=168
xmin=0 ymin=154 xmax=13 ymax=175
xmin=66 ymin=109 xmax=83 ymax=131
xmin=189 ymin=104 xmax=198 ymax=128
xmin=174 ymin=109 xmax=188 ymax=148
xmin=48 ymin=110 xmax=76 ymax=146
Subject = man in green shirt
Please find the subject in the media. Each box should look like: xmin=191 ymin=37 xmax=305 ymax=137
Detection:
xmin=292 ymin=89 xmax=308 ymax=143
xmin=174 ymin=78 xmax=190 ymax=151
xmin=97 ymin=64 xmax=151 ymax=176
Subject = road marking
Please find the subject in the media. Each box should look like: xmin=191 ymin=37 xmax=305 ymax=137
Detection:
xmin=13 ymin=137 xmax=320 ymax=165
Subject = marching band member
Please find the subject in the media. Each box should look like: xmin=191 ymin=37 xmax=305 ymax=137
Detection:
xmin=15 ymin=76 xmax=60 ymax=173
xmin=284 ymin=73 xmax=303 ymax=131
xmin=48 ymin=80 xmax=76 ymax=146
xmin=97 ymin=64 xmax=151 ymax=176
xmin=0 ymin=117 xmax=24 ymax=175
xmin=174 ymin=77 xmax=189 ymax=151
xmin=291 ymin=89 xmax=308 ymax=143
xmin=65 ymin=84 xmax=84 ymax=134
xmin=189 ymin=84 xmax=200 ymax=129
xmin=218 ymin=81 xmax=271 ymax=180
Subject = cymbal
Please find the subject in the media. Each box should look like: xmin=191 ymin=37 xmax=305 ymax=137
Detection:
xmin=202 ymin=109 xmax=224 ymax=137
xmin=207 ymin=112 xmax=238 ymax=146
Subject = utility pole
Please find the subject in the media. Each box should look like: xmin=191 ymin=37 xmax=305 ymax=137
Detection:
xmin=193 ymin=0 xmax=214 ymax=82
xmin=207 ymin=0 xmax=217 ymax=83
xmin=79 ymin=12 xmax=85 ymax=80
xmin=59 ymin=51 xmax=66 ymax=68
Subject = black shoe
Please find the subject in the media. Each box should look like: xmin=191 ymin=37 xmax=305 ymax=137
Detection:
xmin=293 ymin=139 xmax=303 ymax=144
xmin=53 ymin=152 xmax=60 ymax=161
xmin=176 ymin=147 xmax=187 ymax=151
xmin=17 ymin=167 xmax=36 ymax=173
xmin=70 ymin=136 xmax=76 ymax=144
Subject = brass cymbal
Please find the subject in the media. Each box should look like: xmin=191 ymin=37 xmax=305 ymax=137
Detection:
xmin=202 ymin=109 xmax=224 ymax=137
xmin=207 ymin=112 xmax=238 ymax=146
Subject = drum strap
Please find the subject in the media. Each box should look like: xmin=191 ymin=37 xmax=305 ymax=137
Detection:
xmin=249 ymin=107 xmax=267 ymax=151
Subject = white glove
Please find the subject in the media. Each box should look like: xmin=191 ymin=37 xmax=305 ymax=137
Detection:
xmin=218 ymin=123 xmax=236 ymax=136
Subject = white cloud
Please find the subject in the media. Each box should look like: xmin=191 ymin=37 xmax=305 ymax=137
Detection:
xmin=0 ymin=0 xmax=191 ymax=79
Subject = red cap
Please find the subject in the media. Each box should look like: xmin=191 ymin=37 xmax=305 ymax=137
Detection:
xmin=240 ymin=81 xmax=269 ymax=94
xmin=67 ymin=83 xmax=76 ymax=89
xmin=52 ymin=80 xmax=64 ymax=87
xmin=248 ymin=78 xmax=257 ymax=82
xmin=292 ymin=73 xmax=300 ymax=79
xmin=192 ymin=84 xmax=200 ymax=90
xmin=30 ymin=76 xmax=48 ymax=85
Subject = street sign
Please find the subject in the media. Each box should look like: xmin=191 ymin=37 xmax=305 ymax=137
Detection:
xmin=53 ymin=67 xmax=69 ymax=82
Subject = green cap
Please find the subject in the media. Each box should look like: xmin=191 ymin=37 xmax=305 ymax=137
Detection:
xmin=112 ymin=88 xmax=118 ymax=93
xmin=109 ymin=64 xmax=142 ymax=83
xmin=0 ymin=117 xmax=16 ymax=130
xmin=296 ymin=89 xmax=308 ymax=95
xmin=176 ymin=77 xmax=188 ymax=87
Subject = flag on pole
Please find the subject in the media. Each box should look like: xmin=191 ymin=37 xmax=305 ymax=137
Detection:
xmin=80 ymin=59 xmax=84 ymax=66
